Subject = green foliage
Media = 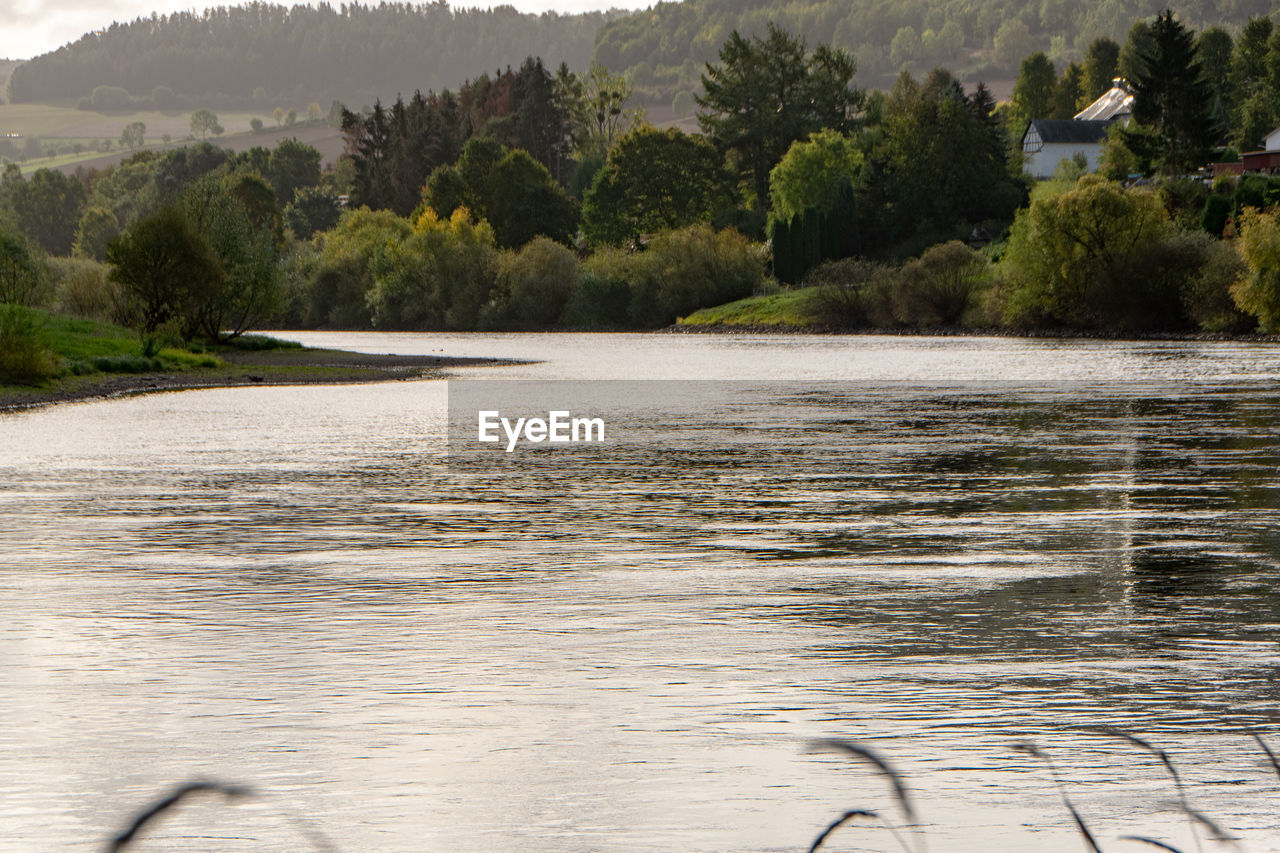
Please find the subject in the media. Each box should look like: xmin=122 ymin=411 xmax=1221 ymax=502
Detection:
xmin=1126 ymin=11 xmax=1218 ymax=175
xmin=768 ymin=129 xmax=862 ymax=222
xmin=8 ymin=168 xmax=87 ymax=256
xmin=48 ymin=257 xmax=124 ymax=322
xmin=120 ymin=121 xmax=146 ymax=150
xmin=863 ymin=71 xmax=1024 ymax=254
xmin=582 ymin=224 xmax=766 ymax=327
xmin=366 ymin=208 xmax=498 ymax=330
xmin=1000 ymin=175 xmax=1186 ymax=329
xmin=698 ymin=24 xmax=861 ymax=207
xmin=487 ymin=150 xmax=579 ymax=249
xmin=893 ymin=241 xmax=989 ymax=326
xmin=484 ymin=237 xmax=581 ymax=329
xmin=284 ymin=186 xmax=342 ymax=239
xmin=1232 ymin=206 xmax=1280 ymax=331
xmin=0 ymin=227 xmax=47 ymax=306
xmin=1008 ymin=52 xmax=1057 ymax=136
xmin=423 ymin=166 xmax=471 ymax=220
xmin=190 ymin=109 xmax=223 ymax=140
xmin=308 ymin=207 xmax=410 ymax=327
xmin=73 ymin=206 xmax=120 ymax=262
xmin=582 ymin=127 xmax=732 ymax=246
xmin=1201 ymin=193 xmax=1232 ymax=238
xmin=180 ymin=177 xmax=282 ymax=340
xmin=266 ymin=138 xmax=322 ymax=204
xmin=1183 ymin=236 xmax=1250 ymax=331
xmin=1158 ymin=177 xmax=1210 ymax=230
xmin=1083 ymin=38 xmax=1121 ymax=102
xmin=0 ymin=304 xmax=56 ymax=384
xmin=105 ymin=205 xmax=222 ymax=337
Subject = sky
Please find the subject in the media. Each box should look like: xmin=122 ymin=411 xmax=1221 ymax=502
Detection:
xmin=0 ymin=0 xmax=643 ymax=61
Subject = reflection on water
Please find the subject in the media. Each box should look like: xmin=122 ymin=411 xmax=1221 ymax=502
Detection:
xmin=2 ymin=335 xmax=1280 ymax=852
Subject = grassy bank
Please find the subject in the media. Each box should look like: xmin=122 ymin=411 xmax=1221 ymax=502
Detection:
xmin=0 ymin=308 xmax=497 ymax=411
xmin=678 ymin=287 xmax=825 ymax=329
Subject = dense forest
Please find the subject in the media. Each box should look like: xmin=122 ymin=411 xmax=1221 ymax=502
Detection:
xmin=12 ymin=0 xmax=1280 ymax=109
xmin=6 ymin=3 xmax=614 ymax=106
xmin=596 ymin=0 xmax=1280 ymax=96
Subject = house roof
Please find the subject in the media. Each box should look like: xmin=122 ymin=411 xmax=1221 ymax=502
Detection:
xmin=1024 ymin=119 xmax=1113 ymax=144
xmin=1074 ymin=80 xmax=1134 ymax=121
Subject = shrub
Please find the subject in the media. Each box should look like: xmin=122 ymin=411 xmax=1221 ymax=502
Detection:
xmin=0 ymin=228 xmax=48 ymax=306
xmin=629 ymin=225 xmax=767 ymax=327
xmin=366 ymin=208 xmax=497 ymax=329
xmin=560 ymin=268 xmax=632 ymax=327
xmin=0 ymin=304 xmax=56 ymax=384
xmin=485 ymin=237 xmax=580 ymax=329
xmin=1232 ymin=206 xmax=1280 ymax=332
xmin=49 ymin=257 xmax=126 ymax=322
xmin=893 ymin=241 xmax=989 ymax=327
xmin=807 ymin=257 xmax=897 ymax=328
xmin=1183 ymin=237 xmax=1251 ymax=332
xmin=1158 ymin=178 xmax=1210 ymax=231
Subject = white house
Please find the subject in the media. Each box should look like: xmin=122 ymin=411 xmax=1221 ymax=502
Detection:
xmin=1020 ymin=79 xmax=1134 ymax=179
xmin=1021 ymin=119 xmax=1113 ymax=178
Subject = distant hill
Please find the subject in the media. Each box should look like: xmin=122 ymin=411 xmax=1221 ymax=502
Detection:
xmin=594 ymin=0 xmax=1280 ymax=97
xmin=7 ymin=3 xmax=617 ymax=106
xmin=0 ymin=60 xmax=21 ymax=104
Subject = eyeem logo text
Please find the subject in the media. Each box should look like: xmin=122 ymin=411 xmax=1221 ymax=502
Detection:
xmin=477 ymin=410 xmax=606 ymax=452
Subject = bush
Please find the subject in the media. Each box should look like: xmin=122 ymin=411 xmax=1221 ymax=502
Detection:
xmin=1183 ymin=238 xmax=1251 ymax=332
xmin=0 ymin=228 xmax=48 ymax=306
xmin=49 ymin=257 xmax=126 ymax=322
xmin=560 ymin=268 xmax=632 ymax=327
xmin=893 ymin=241 xmax=990 ymax=326
xmin=0 ymin=304 xmax=56 ymax=384
xmin=366 ymin=208 xmax=497 ymax=329
xmin=1232 ymin=207 xmax=1280 ymax=332
xmin=807 ymin=257 xmax=897 ymax=328
xmin=485 ymin=237 xmax=580 ymax=329
xmin=1158 ymin=178 xmax=1210 ymax=231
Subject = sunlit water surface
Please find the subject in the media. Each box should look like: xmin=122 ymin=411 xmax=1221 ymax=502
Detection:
xmin=2 ymin=332 xmax=1280 ymax=852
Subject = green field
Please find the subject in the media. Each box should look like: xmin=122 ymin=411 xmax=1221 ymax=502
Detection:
xmin=678 ymin=287 xmax=825 ymax=328
xmin=0 ymin=102 xmax=334 ymax=173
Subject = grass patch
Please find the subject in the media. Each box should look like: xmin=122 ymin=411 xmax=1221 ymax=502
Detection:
xmin=678 ymin=286 xmax=825 ymax=328
xmin=221 ymin=333 xmax=304 ymax=352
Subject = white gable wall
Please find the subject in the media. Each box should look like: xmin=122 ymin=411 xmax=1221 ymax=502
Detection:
xmin=1026 ymin=142 xmax=1105 ymax=179
xmin=1264 ymin=127 xmax=1280 ymax=152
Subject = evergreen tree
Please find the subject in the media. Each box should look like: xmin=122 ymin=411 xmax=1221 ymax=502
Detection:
xmin=1083 ymin=37 xmax=1121 ymax=100
xmin=1128 ymin=11 xmax=1218 ymax=175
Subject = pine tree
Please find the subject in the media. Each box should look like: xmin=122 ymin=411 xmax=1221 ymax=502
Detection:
xmin=1128 ymin=10 xmax=1218 ymax=175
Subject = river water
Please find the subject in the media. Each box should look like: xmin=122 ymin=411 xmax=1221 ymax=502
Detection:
xmin=2 ymin=332 xmax=1279 ymax=852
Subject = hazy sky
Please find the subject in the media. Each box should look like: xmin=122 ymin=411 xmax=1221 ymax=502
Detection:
xmin=1 ymin=0 xmax=643 ymax=61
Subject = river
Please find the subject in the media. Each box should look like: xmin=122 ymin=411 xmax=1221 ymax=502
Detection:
xmin=1 ymin=332 xmax=1278 ymax=852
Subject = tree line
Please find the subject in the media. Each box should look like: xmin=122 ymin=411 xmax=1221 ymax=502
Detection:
xmin=4 ymin=15 xmax=1280 ymax=377
xmin=6 ymin=2 xmax=612 ymax=107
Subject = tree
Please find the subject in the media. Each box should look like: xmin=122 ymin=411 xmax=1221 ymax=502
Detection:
xmin=273 ymin=107 xmax=284 ymax=128
xmin=1127 ymin=11 xmax=1218 ymax=175
xmin=1000 ymin=175 xmax=1172 ymax=327
xmin=564 ymin=62 xmax=645 ymax=160
xmin=698 ymin=24 xmax=861 ymax=208
xmin=1119 ymin=20 xmax=1155 ymax=82
xmin=9 ymin=168 xmax=87 ymax=255
xmin=266 ymin=137 xmax=322 ymax=205
xmin=1196 ymin=27 xmax=1233 ymax=129
xmin=250 ymin=117 xmax=264 ymax=133
xmin=1008 ymin=52 xmax=1058 ymax=138
xmin=0 ymin=227 xmax=44 ymax=305
xmin=72 ymin=206 xmax=120 ymax=261
xmin=285 ymin=109 xmax=298 ymax=127
xmin=1232 ymin=206 xmax=1280 ymax=331
xmin=1083 ymin=37 xmax=1121 ymax=101
xmin=768 ymin=128 xmax=862 ymax=222
xmin=179 ymin=177 xmax=281 ymax=340
xmin=1229 ymin=17 xmax=1275 ymax=149
xmin=582 ymin=127 xmax=732 ymax=245
xmin=120 ymin=121 xmax=146 ymax=150
xmin=307 ymin=102 xmax=323 ymax=124
xmin=1050 ymin=63 xmax=1085 ymax=119
xmin=190 ymin=109 xmax=222 ymax=140
xmin=106 ymin=205 xmax=222 ymax=337
xmin=284 ymin=186 xmax=342 ymax=238
xmin=486 ymin=150 xmax=578 ymax=248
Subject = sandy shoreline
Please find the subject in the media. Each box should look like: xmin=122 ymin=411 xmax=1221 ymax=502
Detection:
xmin=0 ymin=348 xmax=519 ymax=413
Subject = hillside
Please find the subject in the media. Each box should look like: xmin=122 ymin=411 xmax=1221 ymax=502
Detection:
xmin=595 ymin=0 xmax=1280 ymax=96
xmin=7 ymin=3 xmax=616 ymax=107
